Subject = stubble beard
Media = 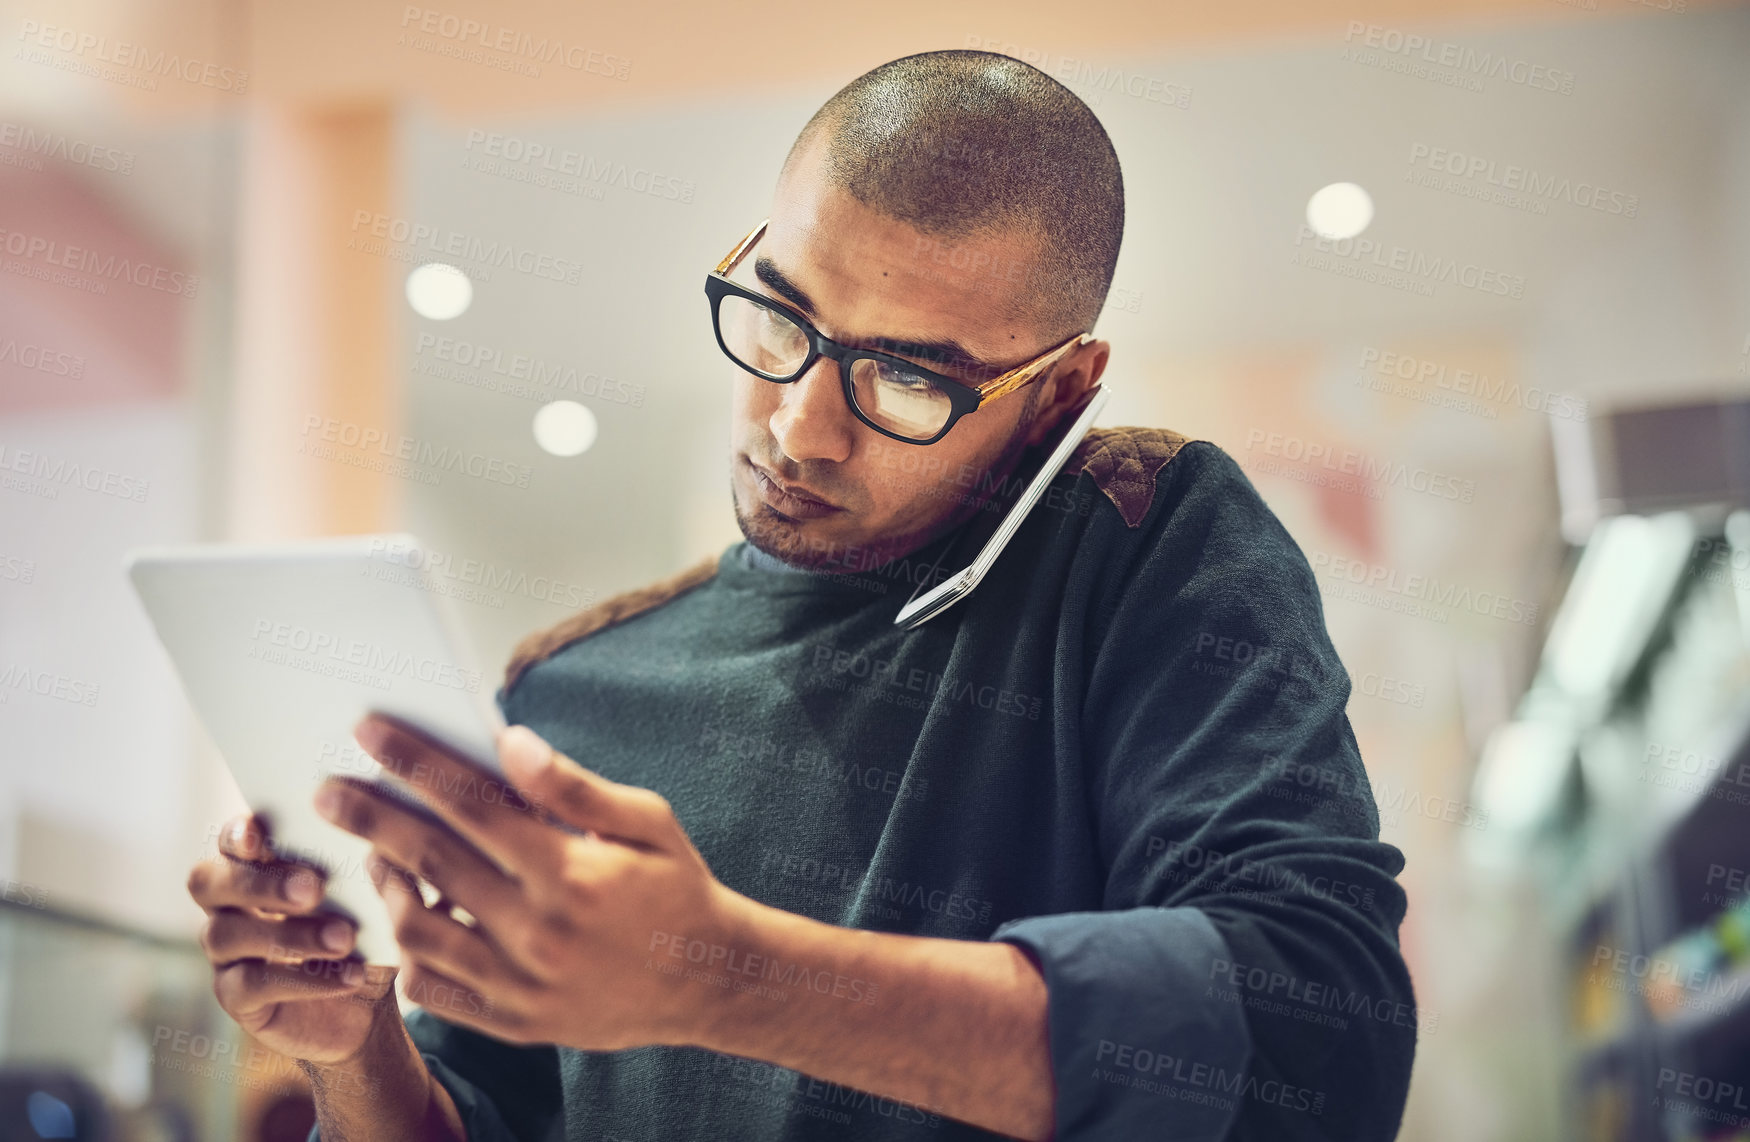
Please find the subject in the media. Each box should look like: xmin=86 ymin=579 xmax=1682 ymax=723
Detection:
xmin=732 ymin=388 xmax=1043 ymax=574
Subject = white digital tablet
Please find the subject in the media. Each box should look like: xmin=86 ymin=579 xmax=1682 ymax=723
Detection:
xmin=124 ymin=533 xmax=507 ymax=964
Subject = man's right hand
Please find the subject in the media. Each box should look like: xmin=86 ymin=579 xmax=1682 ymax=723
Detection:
xmin=187 ymin=813 xmax=395 ymax=1066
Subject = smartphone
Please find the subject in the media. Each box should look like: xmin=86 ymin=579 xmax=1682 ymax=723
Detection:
xmin=894 ymin=384 xmax=1110 ymax=628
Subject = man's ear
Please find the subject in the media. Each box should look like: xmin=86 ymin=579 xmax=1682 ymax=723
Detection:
xmin=1022 ymin=340 xmax=1110 ymax=448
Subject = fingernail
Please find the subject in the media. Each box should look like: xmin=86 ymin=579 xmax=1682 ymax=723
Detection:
xmin=320 ymin=918 xmax=353 ymax=953
xmin=343 ymin=961 xmax=365 ymax=986
xmin=314 ymin=784 xmax=341 ymax=820
xmin=500 ymin=725 xmax=551 ymax=776
xmin=227 ymin=819 xmax=249 ymax=851
xmin=287 ymin=868 xmax=321 ymax=907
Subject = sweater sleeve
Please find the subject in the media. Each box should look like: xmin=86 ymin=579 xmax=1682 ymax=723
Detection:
xmin=990 ymin=907 xmax=1253 ymax=1140
xmin=997 ymin=442 xmax=1417 ymax=1142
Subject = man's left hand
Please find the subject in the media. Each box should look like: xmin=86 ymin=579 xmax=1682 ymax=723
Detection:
xmin=317 ymin=713 xmax=750 ymax=1052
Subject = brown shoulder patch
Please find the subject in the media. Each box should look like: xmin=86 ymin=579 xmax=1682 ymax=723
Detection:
xmin=502 ymin=554 xmax=720 ymax=695
xmin=1065 ymin=426 xmax=1192 ymax=528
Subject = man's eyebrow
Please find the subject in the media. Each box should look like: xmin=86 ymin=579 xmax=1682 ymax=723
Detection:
xmin=754 ymin=256 xmax=819 ymax=316
xmin=752 ymin=255 xmax=1002 ymax=379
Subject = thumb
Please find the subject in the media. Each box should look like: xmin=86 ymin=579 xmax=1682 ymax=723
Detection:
xmin=497 ymin=724 xmax=668 ymax=846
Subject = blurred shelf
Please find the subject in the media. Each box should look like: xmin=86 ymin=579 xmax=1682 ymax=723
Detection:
xmin=1498 ymin=505 xmax=1750 ymax=1142
xmin=1577 ymin=964 xmax=1750 ymax=1075
xmin=1646 ymin=964 xmax=1750 ymax=1048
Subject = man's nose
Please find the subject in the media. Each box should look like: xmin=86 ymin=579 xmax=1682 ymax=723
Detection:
xmin=770 ymin=358 xmax=854 ymax=465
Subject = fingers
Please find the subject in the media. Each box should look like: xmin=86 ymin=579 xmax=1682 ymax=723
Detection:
xmin=188 ymin=854 xmax=325 ymax=915
xmin=498 ymin=723 xmax=675 ymax=849
xmin=201 ymin=909 xmax=356 ymax=966
xmin=349 ymin=714 xmax=558 ymax=877
xmin=315 ymin=777 xmax=522 ymax=929
xmin=397 ymin=959 xmax=521 ymax=1039
xmin=214 ymin=959 xmax=369 ymax=1022
xmin=215 ymin=814 xmax=273 ymax=862
xmin=373 ymin=854 xmax=531 ymax=996
xmin=190 ymin=813 xmax=329 ymax=918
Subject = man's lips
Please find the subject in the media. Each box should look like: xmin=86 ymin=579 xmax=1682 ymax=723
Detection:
xmin=744 ymin=457 xmax=844 ymax=517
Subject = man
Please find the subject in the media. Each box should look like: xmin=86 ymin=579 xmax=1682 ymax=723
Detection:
xmin=187 ymin=50 xmax=1417 ymax=1141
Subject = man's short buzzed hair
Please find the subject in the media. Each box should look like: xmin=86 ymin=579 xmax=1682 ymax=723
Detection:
xmin=784 ymin=49 xmax=1125 ymax=341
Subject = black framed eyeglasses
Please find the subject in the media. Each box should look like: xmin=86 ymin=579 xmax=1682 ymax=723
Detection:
xmin=705 ymin=218 xmax=1092 ymax=446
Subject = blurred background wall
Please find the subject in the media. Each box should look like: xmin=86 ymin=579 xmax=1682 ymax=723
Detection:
xmin=2 ymin=0 xmax=1748 ymax=1138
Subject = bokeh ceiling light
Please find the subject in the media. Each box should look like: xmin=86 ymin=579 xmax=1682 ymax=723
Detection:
xmin=1305 ymin=182 xmax=1375 ymax=240
xmin=533 ymin=400 xmax=598 ymax=457
xmin=405 ymin=262 xmax=473 ymax=320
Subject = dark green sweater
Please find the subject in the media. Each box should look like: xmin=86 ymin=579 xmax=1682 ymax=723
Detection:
xmin=386 ymin=429 xmax=1417 ymax=1141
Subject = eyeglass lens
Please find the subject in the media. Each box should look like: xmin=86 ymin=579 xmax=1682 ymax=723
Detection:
xmin=715 ymin=293 xmax=955 ymax=442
